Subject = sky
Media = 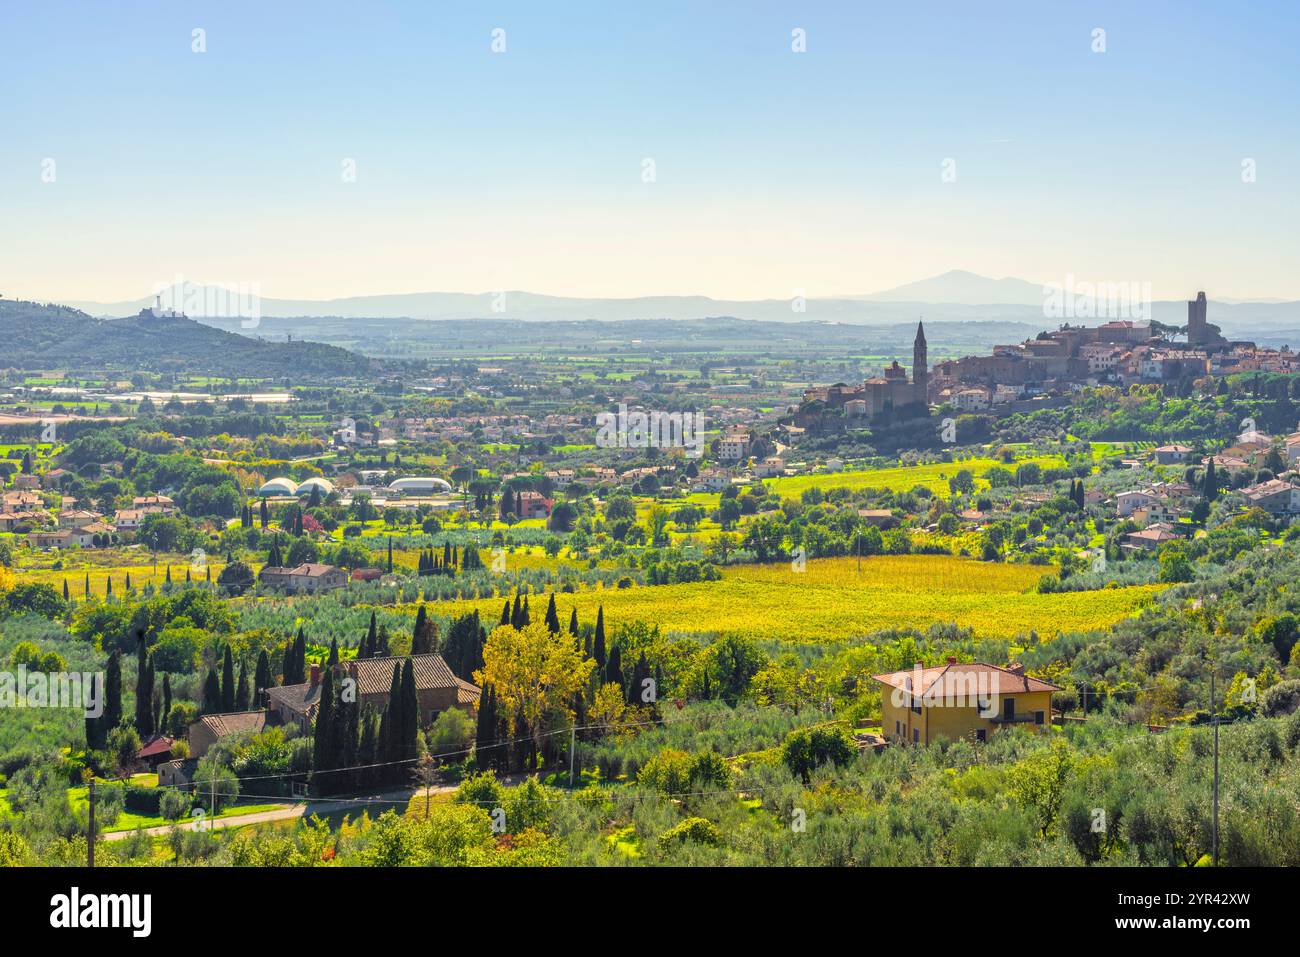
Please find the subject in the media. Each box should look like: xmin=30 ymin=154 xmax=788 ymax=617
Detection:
xmin=2 ymin=0 xmax=1299 ymax=304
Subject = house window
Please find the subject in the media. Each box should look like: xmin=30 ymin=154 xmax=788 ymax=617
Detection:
xmin=1034 ymin=711 xmax=1045 ymax=726
xmin=895 ymin=720 xmax=900 ymax=736
xmin=912 ymin=728 xmax=920 ymax=744
xmin=1003 ymin=698 xmax=1016 ymax=721
xmin=974 ymin=729 xmax=986 ymax=742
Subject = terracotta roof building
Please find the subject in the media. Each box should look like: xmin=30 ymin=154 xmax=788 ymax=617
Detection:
xmin=874 ymin=659 xmax=1061 ymax=746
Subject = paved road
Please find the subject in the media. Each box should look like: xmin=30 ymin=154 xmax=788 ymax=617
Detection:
xmin=101 ymin=785 xmax=451 ymax=841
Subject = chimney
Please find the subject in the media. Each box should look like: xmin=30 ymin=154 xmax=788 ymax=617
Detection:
xmin=1007 ymin=662 xmax=1025 ymax=676
xmin=310 ymin=664 xmax=321 ymax=687
xmin=946 ymin=656 xmax=957 ymax=665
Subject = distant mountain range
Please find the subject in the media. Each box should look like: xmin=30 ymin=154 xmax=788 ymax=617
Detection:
xmin=0 ymin=300 xmax=367 ymax=377
xmin=53 ymin=271 xmax=1300 ymax=341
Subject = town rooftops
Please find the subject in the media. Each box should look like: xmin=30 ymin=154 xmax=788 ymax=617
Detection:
xmin=872 ymin=660 xmax=1061 ymax=700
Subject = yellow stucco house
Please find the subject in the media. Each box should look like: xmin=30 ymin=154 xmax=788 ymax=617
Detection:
xmin=874 ymin=658 xmax=1060 ymax=746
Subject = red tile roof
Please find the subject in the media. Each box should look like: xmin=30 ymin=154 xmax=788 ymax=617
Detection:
xmin=872 ymin=661 xmax=1060 ymax=699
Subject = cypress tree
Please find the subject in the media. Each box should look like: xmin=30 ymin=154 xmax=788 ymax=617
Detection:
xmin=521 ymin=594 xmax=530 ymax=626
xmin=221 ymin=646 xmax=236 ymax=712
xmin=312 ymin=667 xmax=336 ymax=781
xmin=104 ymin=650 xmax=122 ymax=732
xmin=500 ymin=600 xmax=511 ymax=627
xmin=339 ymin=697 xmax=359 ymax=791
xmin=399 ymin=658 xmax=419 ymax=764
xmin=510 ymin=594 xmax=523 ymax=628
xmin=413 ymin=604 xmax=436 ymax=655
xmin=165 ymin=566 xmax=172 ymax=584
xmin=475 ymin=683 xmax=496 ymax=768
xmin=358 ymin=707 xmax=379 ymax=787
xmin=594 ymin=606 xmax=607 ymax=669
xmin=377 ymin=704 xmax=394 ymax=783
xmin=105 ymin=576 xmax=112 ymax=597
xmin=627 ymin=652 xmax=651 ymax=706
xmin=545 ymin=593 xmax=560 ymax=634
xmin=260 ymin=498 xmax=269 ymax=529
xmin=605 ymin=643 xmax=624 ymax=691
xmin=362 ymin=611 xmax=378 ymax=659
xmin=387 ymin=537 xmax=393 ymax=574
xmin=383 ymin=662 xmax=403 ymax=762
xmin=135 ymin=639 xmax=154 ymax=736
xmin=568 ymin=607 xmax=579 ymax=637
xmin=235 ymin=662 xmax=250 ymax=711
xmin=125 ymin=571 xmax=132 ymax=590
xmin=202 ymin=667 xmax=222 ymax=714
xmin=162 ymin=673 xmax=172 ymax=733
xmin=84 ymin=574 xmax=90 ymax=599
xmin=254 ymin=649 xmax=272 ymax=704
xmin=63 ymin=579 xmax=69 ymax=602
xmin=327 ymin=638 xmax=339 ymax=669
xmin=286 ymin=627 xmax=306 ymax=684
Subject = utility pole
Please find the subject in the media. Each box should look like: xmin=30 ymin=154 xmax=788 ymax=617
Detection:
xmin=87 ymin=777 xmax=95 ymax=868
xmin=1211 ymin=670 xmax=1220 ymax=867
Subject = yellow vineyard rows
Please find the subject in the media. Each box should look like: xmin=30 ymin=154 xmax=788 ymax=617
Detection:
xmin=408 ymin=555 xmax=1163 ymax=644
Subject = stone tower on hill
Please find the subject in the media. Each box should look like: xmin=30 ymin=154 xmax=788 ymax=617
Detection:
xmin=913 ymin=320 xmax=928 ymax=406
xmin=1187 ymin=291 xmax=1208 ymax=345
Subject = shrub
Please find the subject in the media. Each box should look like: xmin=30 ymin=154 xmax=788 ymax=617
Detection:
xmin=454 ymin=769 xmax=503 ymax=810
xmin=124 ymin=784 xmax=162 ymax=815
xmin=658 ymin=816 xmax=721 ymax=849
xmin=780 ymin=725 xmax=856 ymax=782
xmin=1261 ymin=679 xmax=1300 ymax=718
xmin=638 ymin=748 xmax=692 ymax=795
xmin=160 ymin=788 xmax=190 ymax=821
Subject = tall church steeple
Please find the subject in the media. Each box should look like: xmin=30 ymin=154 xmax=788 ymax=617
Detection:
xmin=912 ymin=320 xmax=928 ymax=407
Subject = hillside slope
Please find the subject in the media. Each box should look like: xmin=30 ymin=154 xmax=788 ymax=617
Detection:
xmin=0 ymin=300 xmax=366 ymax=377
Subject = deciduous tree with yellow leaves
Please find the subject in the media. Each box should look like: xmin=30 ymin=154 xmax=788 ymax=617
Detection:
xmin=474 ymin=620 xmax=595 ymax=766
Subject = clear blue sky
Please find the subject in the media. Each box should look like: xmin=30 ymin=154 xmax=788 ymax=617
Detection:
xmin=3 ymin=0 xmax=1298 ymax=302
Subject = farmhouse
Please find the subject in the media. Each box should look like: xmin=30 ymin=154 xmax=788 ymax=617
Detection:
xmin=874 ymin=659 xmax=1060 ymax=746
xmin=0 ymin=510 xmax=43 ymax=532
xmin=1241 ymin=478 xmax=1300 ymax=515
xmin=1152 ymin=444 xmax=1193 ymax=465
xmin=857 ymin=508 xmax=900 ymax=529
xmin=28 ymin=526 xmax=106 ymax=549
xmin=257 ymin=563 xmax=348 ymax=593
xmin=57 ymin=508 xmax=103 ymax=528
xmin=515 ymin=490 xmax=553 ymax=519
xmin=187 ymin=710 xmax=276 ymax=759
xmin=1123 ymin=523 xmax=1179 ymax=552
xmin=267 ymin=655 xmax=479 ymax=732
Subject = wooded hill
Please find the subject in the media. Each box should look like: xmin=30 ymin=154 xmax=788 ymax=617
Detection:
xmin=0 ymin=300 xmax=366 ymax=377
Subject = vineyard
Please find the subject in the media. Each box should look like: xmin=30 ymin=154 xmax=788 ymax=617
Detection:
xmin=228 ymin=554 xmax=1161 ymax=646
